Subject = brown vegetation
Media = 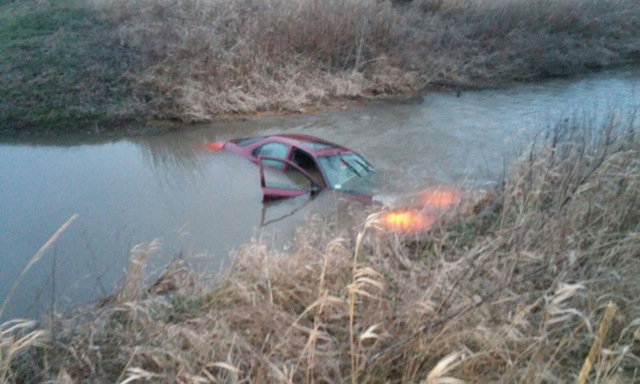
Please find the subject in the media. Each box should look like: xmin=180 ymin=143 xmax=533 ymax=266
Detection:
xmin=3 ymin=116 xmax=639 ymax=382
xmin=97 ymin=0 xmax=640 ymax=123
xmin=2 ymin=0 xmax=639 ymax=132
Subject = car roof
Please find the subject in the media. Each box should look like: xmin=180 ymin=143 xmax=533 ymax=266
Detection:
xmin=253 ymin=134 xmax=353 ymax=155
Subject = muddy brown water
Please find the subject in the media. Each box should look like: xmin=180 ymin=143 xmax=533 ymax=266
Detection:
xmin=1 ymin=69 xmax=639 ymax=320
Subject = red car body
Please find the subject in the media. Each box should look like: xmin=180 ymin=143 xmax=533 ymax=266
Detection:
xmin=206 ymin=134 xmax=378 ymax=203
xmin=204 ymin=134 xmax=463 ymax=233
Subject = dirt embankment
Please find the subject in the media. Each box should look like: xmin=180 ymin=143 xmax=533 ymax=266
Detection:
xmin=2 ymin=0 xmax=640 ymax=134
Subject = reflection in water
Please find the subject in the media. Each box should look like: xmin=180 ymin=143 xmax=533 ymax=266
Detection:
xmin=421 ymin=188 xmax=461 ymax=210
xmin=378 ymin=210 xmax=435 ymax=233
xmin=136 ymin=133 xmax=209 ymax=175
xmin=260 ymin=195 xmax=317 ymax=228
xmin=1 ymin=69 xmax=639 ymax=320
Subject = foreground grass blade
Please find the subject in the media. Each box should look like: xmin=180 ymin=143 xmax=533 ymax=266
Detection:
xmin=0 ymin=214 xmax=78 ymax=319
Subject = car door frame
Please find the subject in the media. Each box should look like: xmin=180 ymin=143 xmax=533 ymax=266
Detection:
xmin=258 ymin=156 xmax=325 ymax=202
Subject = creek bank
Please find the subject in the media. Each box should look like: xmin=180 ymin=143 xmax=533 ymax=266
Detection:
xmin=5 ymin=63 xmax=637 ymax=140
xmin=3 ymin=0 xmax=640 ymax=136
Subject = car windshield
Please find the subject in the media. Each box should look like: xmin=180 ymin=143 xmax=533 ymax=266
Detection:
xmin=317 ymin=153 xmax=375 ymax=192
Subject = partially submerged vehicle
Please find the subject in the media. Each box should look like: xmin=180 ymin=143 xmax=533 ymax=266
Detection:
xmin=204 ymin=134 xmax=461 ymax=232
xmin=205 ymin=134 xmax=380 ymax=203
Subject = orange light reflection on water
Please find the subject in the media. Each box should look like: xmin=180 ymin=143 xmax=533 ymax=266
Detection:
xmin=422 ymin=188 xmax=460 ymax=210
xmin=379 ymin=210 xmax=435 ymax=232
xmin=378 ymin=187 xmax=461 ymax=233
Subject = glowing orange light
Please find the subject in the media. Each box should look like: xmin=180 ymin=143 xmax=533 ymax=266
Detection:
xmin=379 ymin=210 xmax=435 ymax=232
xmin=422 ymin=188 xmax=460 ymax=210
xmin=205 ymin=141 xmax=225 ymax=151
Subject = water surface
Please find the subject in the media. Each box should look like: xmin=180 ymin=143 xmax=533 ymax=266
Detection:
xmin=1 ymin=69 xmax=639 ymax=320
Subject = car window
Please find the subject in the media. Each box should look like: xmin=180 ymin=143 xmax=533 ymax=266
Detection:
xmin=290 ymin=149 xmax=326 ymax=187
xmin=253 ymin=142 xmax=290 ymax=168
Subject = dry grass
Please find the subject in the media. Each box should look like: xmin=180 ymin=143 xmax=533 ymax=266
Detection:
xmin=5 ymin=116 xmax=638 ymax=382
xmin=406 ymin=0 xmax=640 ymax=85
xmin=0 ymin=319 xmax=46 ymax=383
xmin=3 ymin=0 xmax=639 ymax=131
xmin=93 ymin=0 xmax=640 ymax=123
xmin=0 ymin=215 xmax=77 ymax=383
xmin=94 ymin=0 xmax=405 ymax=122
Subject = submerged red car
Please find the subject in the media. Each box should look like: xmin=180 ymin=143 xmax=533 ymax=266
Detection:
xmin=204 ymin=134 xmax=462 ymax=233
xmin=205 ymin=134 xmax=380 ymax=203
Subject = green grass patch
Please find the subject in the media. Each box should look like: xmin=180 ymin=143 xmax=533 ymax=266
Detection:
xmin=0 ymin=0 xmax=142 ymax=134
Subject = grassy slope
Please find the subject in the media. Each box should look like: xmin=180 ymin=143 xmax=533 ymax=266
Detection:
xmin=0 ymin=0 xmax=141 ymax=134
xmin=3 ymin=117 xmax=639 ymax=382
xmin=103 ymin=0 xmax=640 ymax=123
xmin=2 ymin=0 xmax=640 ymax=133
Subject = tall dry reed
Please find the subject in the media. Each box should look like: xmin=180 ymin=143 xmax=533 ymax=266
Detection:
xmin=0 ymin=215 xmax=77 ymax=383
